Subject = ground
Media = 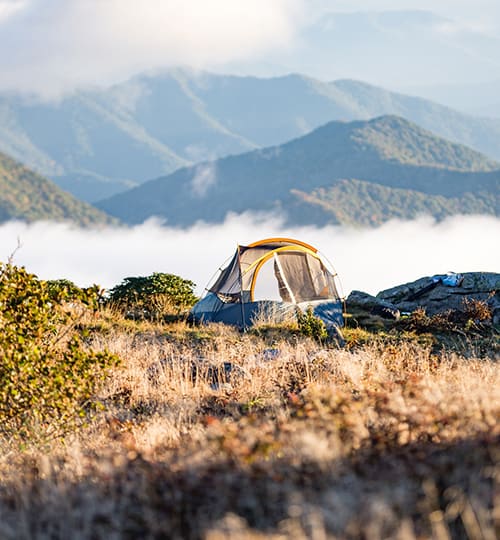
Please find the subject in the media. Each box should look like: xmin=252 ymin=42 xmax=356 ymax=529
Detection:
xmin=0 ymin=310 xmax=498 ymax=539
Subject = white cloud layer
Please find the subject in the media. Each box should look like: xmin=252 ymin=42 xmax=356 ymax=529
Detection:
xmin=0 ymin=0 xmax=303 ymax=98
xmin=1 ymin=214 xmax=499 ymax=297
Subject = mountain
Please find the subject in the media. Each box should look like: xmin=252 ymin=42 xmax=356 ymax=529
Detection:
xmin=97 ymin=115 xmax=500 ymax=227
xmin=0 ymin=151 xmax=116 ymax=225
xmin=178 ymin=72 xmax=500 ymax=161
xmin=404 ymin=79 xmax=500 ymax=118
xmin=228 ymin=10 xmax=500 ymax=89
xmin=290 ymin=179 xmax=498 ymax=227
xmin=0 ymin=92 xmax=190 ymax=202
xmin=2 ymin=69 xmax=500 ymax=203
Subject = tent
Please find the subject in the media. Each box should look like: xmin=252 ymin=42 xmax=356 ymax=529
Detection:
xmin=190 ymin=237 xmax=343 ymax=329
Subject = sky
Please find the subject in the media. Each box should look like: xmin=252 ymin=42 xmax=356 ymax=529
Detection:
xmin=0 ymin=0 xmax=303 ymax=97
xmin=0 ymin=2 xmax=499 ymax=290
xmin=0 ymin=0 xmax=499 ymax=97
xmin=315 ymin=0 xmax=500 ymax=20
xmin=1 ymin=215 xmax=499 ymax=297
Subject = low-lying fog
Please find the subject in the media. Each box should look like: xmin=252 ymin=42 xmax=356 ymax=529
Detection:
xmin=1 ymin=213 xmax=499 ymax=297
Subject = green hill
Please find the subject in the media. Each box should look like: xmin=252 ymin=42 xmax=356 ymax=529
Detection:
xmin=290 ymin=179 xmax=498 ymax=227
xmin=97 ymin=115 xmax=500 ymax=227
xmin=0 ymin=151 xmax=117 ymax=226
xmin=2 ymin=70 xmax=500 ymax=202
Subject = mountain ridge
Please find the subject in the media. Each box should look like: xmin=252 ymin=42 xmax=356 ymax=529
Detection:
xmin=97 ymin=115 xmax=500 ymax=227
xmin=0 ymin=151 xmax=117 ymax=226
xmin=2 ymin=69 xmax=500 ymax=202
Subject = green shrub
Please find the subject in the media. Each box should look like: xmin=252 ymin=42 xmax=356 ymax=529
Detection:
xmin=107 ymin=272 xmax=197 ymax=320
xmin=0 ymin=263 xmax=118 ymax=439
xmin=45 ymin=278 xmax=103 ymax=308
xmin=296 ymin=306 xmax=328 ymax=342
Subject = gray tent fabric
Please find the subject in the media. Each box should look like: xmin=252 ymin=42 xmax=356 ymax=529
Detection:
xmin=273 ymin=251 xmax=338 ymax=303
xmin=209 ymin=251 xmax=240 ymax=297
xmin=191 ymin=238 xmax=344 ymax=330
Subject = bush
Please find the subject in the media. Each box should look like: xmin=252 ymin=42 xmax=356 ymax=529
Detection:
xmin=0 ymin=263 xmax=118 ymax=439
xmin=461 ymin=296 xmax=492 ymax=322
xmin=107 ymin=272 xmax=198 ymax=320
xmin=296 ymin=306 xmax=328 ymax=342
xmin=45 ymin=279 xmax=106 ymax=315
xmin=45 ymin=278 xmax=102 ymax=307
xmin=402 ymin=299 xmax=493 ymax=334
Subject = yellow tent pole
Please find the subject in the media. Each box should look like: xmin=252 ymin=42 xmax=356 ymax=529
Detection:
xmin=247 ymin=237 xmax=318 ymax=252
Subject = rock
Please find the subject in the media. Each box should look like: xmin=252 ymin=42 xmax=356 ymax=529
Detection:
xmin=377 ymin=272 xmax=500 ymax=318
xmin=493 ymin=307 xmax=500 ymax=327
xmin=346 ymin=290 xmax=400 ymax=320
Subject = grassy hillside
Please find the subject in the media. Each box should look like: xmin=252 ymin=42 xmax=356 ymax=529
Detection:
xmin=0 ymin=306 xmax=497 ymax=538
xmin=0 ymin=259 xmax=497 ymax=538
xmin=0 ymin=151 xmax=117 ymax=225
xmin=2 ymin=69 xmax=500 ymax=202
xmin=290 ymin=178 xmax=499 ymax=227
xmin=98 ymin=115 xmax=500 ymax=226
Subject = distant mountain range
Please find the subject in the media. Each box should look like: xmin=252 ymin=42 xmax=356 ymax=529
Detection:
xmin=0 ymin=151 xmax=115 ymax=226
xmin=97 ymin=115 xmax=500 ymax=227
xmin=405 ymin=79 xmax=500 ymax=119
xmin=229 ymin=10 xmax=500 ymax=90
xmin=2 ymin=69 xmax=500 ymax=202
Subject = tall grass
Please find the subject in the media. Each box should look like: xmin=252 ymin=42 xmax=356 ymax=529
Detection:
xmin=0 ymin=318 xmax=498 ymax=539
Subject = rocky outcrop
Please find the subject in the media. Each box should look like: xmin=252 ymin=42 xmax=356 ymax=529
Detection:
xmin=346 ymin=290 xmax=400 ymax=320
xmin=377 ymin=272 xmax=499 ymax=318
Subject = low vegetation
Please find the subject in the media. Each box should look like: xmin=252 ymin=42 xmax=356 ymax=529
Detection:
xmin=0 ymin=264 xmax=118 ymax=439
xmin=0 ymin=151 xmax=117 ymax=225
xmin=345 ymin=297 xmax=499 ymax=359
xmin=107 ymin=272 xmax=198 ymax=320
xmin=0 ymin=265 xmax=498 ymax=539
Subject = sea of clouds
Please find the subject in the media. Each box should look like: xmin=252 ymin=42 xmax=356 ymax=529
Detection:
xmin=1 ymin=213 xmax=499 ymax=297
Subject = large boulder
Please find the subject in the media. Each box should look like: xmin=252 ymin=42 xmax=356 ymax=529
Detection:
xmin=346 ymin=290 xmax=400 ymax=320
xmin=377 ymin=272 xmax=500 ymax=317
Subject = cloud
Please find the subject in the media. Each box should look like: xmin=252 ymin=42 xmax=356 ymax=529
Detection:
xmin=0 ymin=0 xmax=304 ymax=98
xmin=2 ymin=0 xmax=500 ymax=98
xmin=191 ymin=162 xmax=217 ymax=197
xmin=0 ymin=0 xmax=25 ymax=22
xmin=1 ymin=214 xmax=499 ymax=297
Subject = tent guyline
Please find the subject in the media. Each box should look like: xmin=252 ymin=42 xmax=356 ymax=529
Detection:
xmin=190 ymin=237 xmax=344 ymax=330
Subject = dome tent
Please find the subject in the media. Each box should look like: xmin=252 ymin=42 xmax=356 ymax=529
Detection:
xmin=190 ymin=238 xmax=343 ymax=330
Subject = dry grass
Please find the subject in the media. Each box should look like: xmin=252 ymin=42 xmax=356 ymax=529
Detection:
xmin=0 ymin=315 xmax=498 ymax=539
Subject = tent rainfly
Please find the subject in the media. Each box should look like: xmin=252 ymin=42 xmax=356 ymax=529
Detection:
xmin=190 ymin=237 xmax=343 ymax=330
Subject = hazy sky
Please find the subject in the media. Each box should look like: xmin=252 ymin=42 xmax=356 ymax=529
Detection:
xmin=1 ymin=0 xmax=499 ymax=97
xmin=2 ymin=215 xmax=499 ymax=296
xmin=316 ymin=0 xmax=500 ymax=21
xmin=0 ymin=0 xmax=303 ymax=97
